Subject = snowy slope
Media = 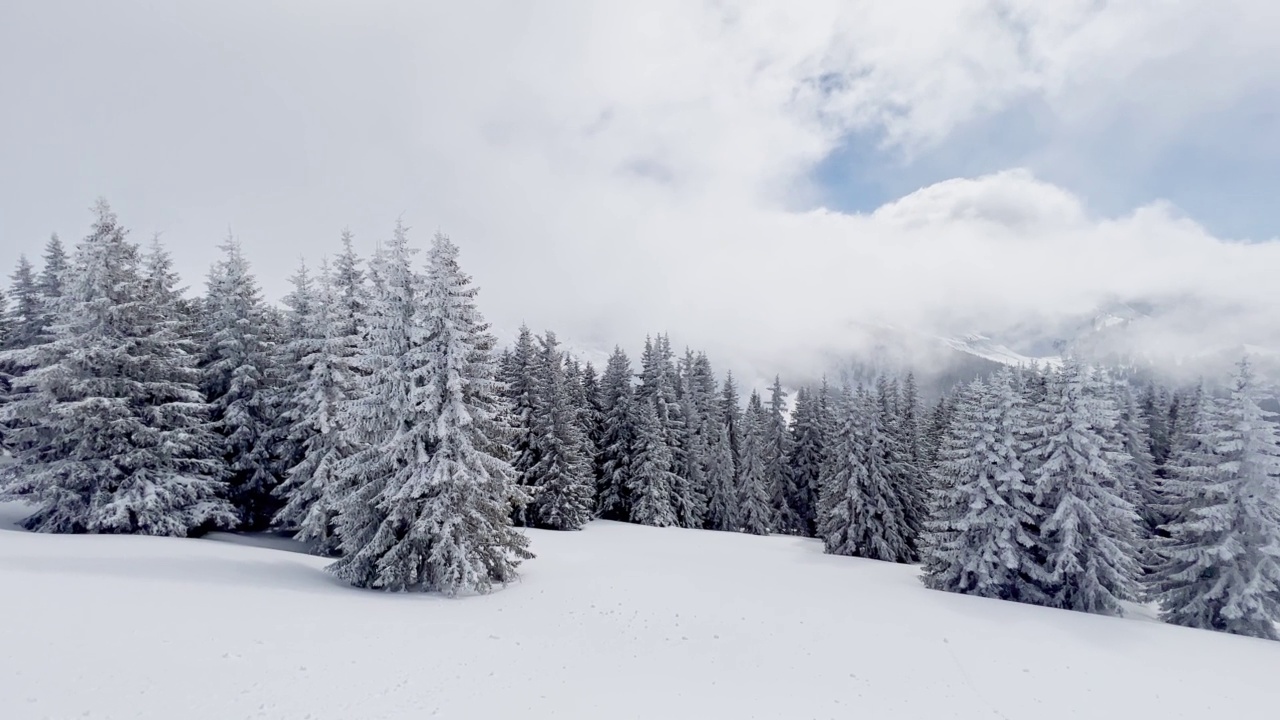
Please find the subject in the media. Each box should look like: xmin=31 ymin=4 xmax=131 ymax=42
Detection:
xmin=1 ymin=503 xmax=1277 ymax=720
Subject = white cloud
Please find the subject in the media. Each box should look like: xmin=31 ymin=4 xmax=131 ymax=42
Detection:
xmin=3 ymin=0 xmax=1280 ymax=389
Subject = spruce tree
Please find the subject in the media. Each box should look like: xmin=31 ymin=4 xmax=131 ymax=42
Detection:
xmin=1150 ymin=358 xmax=1280 ymax=639
xmin=6 ymin=256 xmax=45 ymax=350
xmin=579 ymin=361 xmax=606 ymax=482
xmin=627 ymin=398 xmax=680 ymax=527
xmin=502 ymin=325 xmax=539 ymax=524
xmin=0 ymin=200 xmax=234 ymax=534
xmin=639 ymin=335 xmax=698 ymax=526
xmin=1026 ymin=359 xmax=1141 ymax=615
xmin=596 ymin=347 xmax=638 ymax=520
xmin=201 ymin=237 xmax=279 ymax=530
xmin=922 ymin=370 xmax=1049 ymax=603
xmin=37 ymin=234 xmax=68 ymax=305
xmin=764 ymin=376 xmax=798 ymax=533
xmin=524 ymin=331 xmax=595 ymax=530
xmin=818 ymin=386 xmax=916 ymax=562
xmin=735 ymin=391 xmax=774 ymax=535
xmin=703 ymin=418 xmax=738 ymax=531
xmin=272 ymin=263 xmax=361 ymax=553
xmin=269 ymin=260 xmax=321 ymax=495
xmin=329 ymin=231 xmax=531 ymax=594
xmin=787 ymin=386 xmax=826 ymax=536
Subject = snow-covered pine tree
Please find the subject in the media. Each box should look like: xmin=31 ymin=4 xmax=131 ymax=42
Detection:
xmin=735 ymin=391 xmax=774 ymax=535
xmin=900 ymin=371 xmax=924 ymax=471
xmin=563 ymin=355 xmax=603 ymax=489
xmin=523 ymin=331 xmax=594 ymax=530
xmin=269 ymin=260 xmax=322 ymax=496
xmin=720 ymin=370 xmax=744 ymax=479
xmin=1 ymin=257 xmax=44 ymax=452
xmin=596 ymin=346 xmax=638 ymax=520
xmin=703 ymin=417 xmax=738 ymax=531
xmin=639 ymin=335 xmax=700 ymax=527
xmin=501 ymin=325 xmax=539 ymax=524
xmin=37 ymin=234 xmax=67 ymax=307
xmin=921 ymin=369 xmax=1050 ymax=603
xmin=672 ymin=349 xmax=710 ymax=529
xmin=1149 ymin=358 xmax=1280 ymax=639
xmin=1026 ymin=359 xmax=1141 ymax=615
xmin=786 ymin=385 xmax=825 ymax=536
xmin=1111 ymin=380 xmax=1161 ymax=539
xmin=818 ymin=386 xmax=916 ymax=562
xmin=921 ymin=395 xmax=953 ymax=476
xmin=330 ymin=230 xmax=367 ymax=339
xmin=878 ymin=374 xmax=926 ymax=557
xmin=764 ymin=376 xmax=798 ymax=533
xmin=6 ymin=256 xmax=45 ymax=350
xmin=201 ymin=237 xmax=280 ymax=530
xmin=627 ymin=396 xmax=680 ymax=528
xmin=328 ymin=231 xmax=531 ymax=594
xmin=580 ymin=360 xmax=606 ymax=482
xmin=0 ymin=200 xmax=234 ymax=535
xmin=272 ymin=262 xmax=361 ymax=553
xmin=1140 ymin=382 xmax=1174 ymax=471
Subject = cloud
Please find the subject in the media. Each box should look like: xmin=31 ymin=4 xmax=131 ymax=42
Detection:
xmin=3 ymin=0 xmax=1280 ymax=391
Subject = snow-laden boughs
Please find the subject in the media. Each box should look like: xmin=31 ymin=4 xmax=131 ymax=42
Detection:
xmin=735 ymin=391 xmax=773 ymax=535
xmin=0 ymin=200 xmax=235 ymax=535
xmin=1148 ymin=358 xmax=1280 ymax=639
xmin=1025 ymin=359 xmax=1141 ymax=615
xmin=764 ymin=376 xmax=798 ymax=534
xmin=596 ymin=347 xmax=638 ymax=520
xmin=626 ymin=398 xmax=680 ymax=528
xmin=328 ymin=230 xmax=531 ymax=595
xmin=201 ymin=237 xmax=280 ymax=530
xmin=921 ymin=370 xmax=1050 ymax=604
xmin=523 ymin=331 xmax=595 ymax=530
xmin=786 ymin=383 xmax=828 ymax=537
xmin=272 ymin=262 xmax=362 ymax=554
xmin=818 ymin=386 xmax=916 ymax=563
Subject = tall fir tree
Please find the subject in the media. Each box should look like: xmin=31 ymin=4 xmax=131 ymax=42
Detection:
xmin=1025 ymin=359 xmax=1141 ymax=615
xmin=0 ymin=200 xmax=234 ymax=534
xmin=329 ymin=231 xmax=531 ymax=594
xmin=703 ymin=417 xmax=738 ymax=531
xmin=735 ymin=391 xmax=774 ymax=535
xmin=502 ymin=325 xmax=539 ymax=524
xmin=639 ymin=335 xmax=699 ymax=526
xmin=272 ymin=263 xmax=361 ymax=553
xmin=269 ymin=260 xmax=322 ymax=496
xmin=818 ymin=386 xmax=916 ymax=562
xmin=764 ymin=376 xmax=798 ymax=533
xmin=626 ymin=397 xmax=680 ymax=527
xmin=921 ymin=370 xmax=1050 ymax=603
xmin=37 ymin=234 xmax=68 ymax=305
xmin=786 ymin=385 xmax=826 ymax=536
xmin=524 ymin=331 xmax=595 ymax=530
xmin=5 ymin=256 xmax=45 ymax=350
xmin=1149 ymin=358 xmax=1280 ymax=639
xmin=201 ymin=237 xmax=280 ymax=530
xmin=596 ymin=346 xmax=638 ymax=520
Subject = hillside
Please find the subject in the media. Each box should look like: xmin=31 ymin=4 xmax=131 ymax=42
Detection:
xmin=1 ymin=502 xmax=1276 ymax=720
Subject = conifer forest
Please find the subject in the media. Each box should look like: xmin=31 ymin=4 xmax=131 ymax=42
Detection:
xmin=3 ymin=200 xmax=1278 ymax=642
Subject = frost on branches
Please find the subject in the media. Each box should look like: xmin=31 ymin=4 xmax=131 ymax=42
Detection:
xmin=921 ymin=370 xmax=1049 ymax=604
xmin=327 ymin=230 xmax=531 ymax=595
xmin=1149 ymin=358 xmax=1280 ymax=639
xmin=0 ymin=200 xmax=234 ymax=535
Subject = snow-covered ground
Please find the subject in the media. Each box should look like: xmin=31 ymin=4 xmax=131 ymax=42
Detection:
xmin=1 ymin=502 xmax=1277 ymax=720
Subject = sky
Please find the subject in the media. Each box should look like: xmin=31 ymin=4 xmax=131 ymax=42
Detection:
xmin=3 ymin=0 xmax=1280 ymax=386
